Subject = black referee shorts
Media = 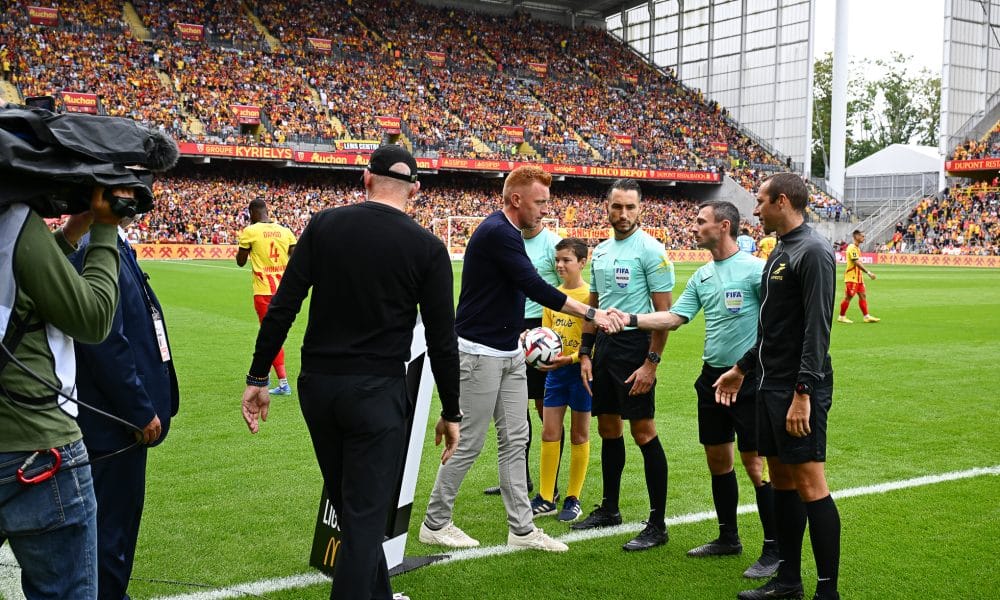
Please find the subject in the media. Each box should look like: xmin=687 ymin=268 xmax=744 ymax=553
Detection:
xmin=757 ymin=382 xmax=833 ymax=464
xmin=694 ymin=363 xmax=758 ymax=452
xmin=523 ymin=317 xmax=546 ymax=401
xmin=591 ymin=329 xmax=655 ymax=420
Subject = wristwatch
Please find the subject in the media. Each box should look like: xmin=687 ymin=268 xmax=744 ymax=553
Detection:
xmin=584 ymin=307 xmax=597 ymax=322
xmin=795 ymin=382 xmax=813 ymax=396
xmin=646 ymin=351 xmax=661 ymax=365
xmin=628 ymin=313 xmax=638 ymax=328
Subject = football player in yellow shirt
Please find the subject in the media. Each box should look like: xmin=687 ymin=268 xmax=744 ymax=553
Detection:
xmin=838 ymin=230 xmax=879 ymax=323
xmin=236 ymin=199 xmax=297 ymax=393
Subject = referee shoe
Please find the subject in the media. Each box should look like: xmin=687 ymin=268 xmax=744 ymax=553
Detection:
xmin=687 ymin=537 xmax=743 ymax=557
xmin=736 ymin=578 xmax=804 ymax=599
xmin=622 ymin=522 xmax=668 ymax=551
xmin=569 ymin=505 xmax=622 ymax=530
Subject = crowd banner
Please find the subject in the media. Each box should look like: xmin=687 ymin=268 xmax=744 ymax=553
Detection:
xmin=528 ymin=62 xmax=548 ymax=78
xmin=176 ymin=142 xmax=725 ymax=182
xmin=307 ymin=37 xmax=333 ymax=54
xmin=622 ymin=73 xmax=638 ymax=85
xmin=376 ymin=116 xmax=402 ymax=135
xmin=710 ymin=142 xmax=729 ymax=153
xmin=334 ymin=140 xmax=380 ymax=152
xmin=310 ymin=317 xmax=436 ymax=575
xmin=175 ymin=23 xmax=205 ymax=41
xmin=613 ymin=134 xmax=633 ymax=148
xmin=231 ymin=105 xmax=261 ymax=125
xmin=62 ymin=92 xmax=98 ymax=114
xmin=28 ymin=6 xmax=58 ymax=26
xmin=503 ymin=126 xmax=525 ymax=143
xmin=424 ymin=51 xmax=447 ymax=67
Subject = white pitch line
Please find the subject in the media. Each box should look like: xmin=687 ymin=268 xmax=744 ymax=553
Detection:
xmin=0 ymin=544 xmax=24 ymax=600
xmin=151 ymin=465 xmax=999 ymax=600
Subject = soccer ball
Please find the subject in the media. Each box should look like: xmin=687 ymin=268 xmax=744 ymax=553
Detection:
xmin=522 ymin=326 xmax=562 ymax=368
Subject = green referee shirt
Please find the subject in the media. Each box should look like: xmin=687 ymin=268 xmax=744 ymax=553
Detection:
xmin=523 ymin=226 xmax=562 ymax=319
xmin=669 ymin=250 xmax=764 ymax=368
xmin=590 ymin=228 xmax=675 ymax=320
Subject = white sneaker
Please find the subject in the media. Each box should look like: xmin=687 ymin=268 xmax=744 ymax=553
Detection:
xmin=392 ymin=594 xmax=410 ymax=600
xmin=507 ymin=527 xmax=569 ymax=552
xmin=418 ymin=521 xmax=480 ymax=548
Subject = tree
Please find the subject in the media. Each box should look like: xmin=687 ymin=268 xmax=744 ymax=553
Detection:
xmin=811 ymin=52 xmax=941 ymax=176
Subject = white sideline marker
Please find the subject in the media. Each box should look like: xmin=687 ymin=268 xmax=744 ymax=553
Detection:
xmin=1 ymin=466 xmax=996 ymax=600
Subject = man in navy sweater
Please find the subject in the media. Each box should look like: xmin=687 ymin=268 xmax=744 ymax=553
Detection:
xmin=420 ymin=166 xmax=617 ymax=552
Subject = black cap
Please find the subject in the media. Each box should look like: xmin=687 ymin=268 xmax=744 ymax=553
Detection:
xmin=367 ymin=144 xmax=419 ymax=183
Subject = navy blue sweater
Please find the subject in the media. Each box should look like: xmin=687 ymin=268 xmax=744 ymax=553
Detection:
xmin=455 ymin=211 xmax=567 ymax=351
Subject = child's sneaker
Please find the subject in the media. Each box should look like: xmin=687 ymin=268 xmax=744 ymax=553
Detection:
xmin=530 ymin=494 xmax=558 ymax=518
xmin=557 ymin=496 xmax=582 ymax=522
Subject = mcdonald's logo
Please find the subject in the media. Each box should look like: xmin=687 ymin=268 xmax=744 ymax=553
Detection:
xmin=322 ymin=536 xmax=342 ymax=567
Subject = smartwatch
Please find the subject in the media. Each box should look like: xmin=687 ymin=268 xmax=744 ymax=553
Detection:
xmin=584 ymin=307 xmax=597 ymax=322
xmin=795 ymin=382 xmax=813 ymax=396
xmin=646 ymin=351 xmax=661 ymax=365
xmin=628 ymin=313 xmax=638 ymax=328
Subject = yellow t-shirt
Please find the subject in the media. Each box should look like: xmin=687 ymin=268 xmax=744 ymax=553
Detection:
xmin=844 ymin=243 xmax=863 ymax=284
xmin=542 ymin=283 xmax=590 ymax=363
xmin=238 ymin=222 xmax=297 ymax=296
xmin=757 ymin=236 xmax=776 ymax=260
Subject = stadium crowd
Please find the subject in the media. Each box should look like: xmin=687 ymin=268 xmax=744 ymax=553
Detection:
xmin=951 ymin=123 xmax=1000 ymax=160
xmin=882 ymin=181 xmax=1000 ymax=255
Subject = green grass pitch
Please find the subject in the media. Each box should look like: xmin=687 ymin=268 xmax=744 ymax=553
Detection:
xmin=57 ymin=261 xmax=1000 ymax=599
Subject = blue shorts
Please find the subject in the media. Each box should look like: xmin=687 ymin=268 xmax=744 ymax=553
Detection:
xmin=543 ymin=364 xmax=592 ymax=413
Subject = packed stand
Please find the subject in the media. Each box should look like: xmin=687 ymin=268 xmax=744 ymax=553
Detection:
xmin=951 ymin=123 xmax=1000 ymax=160
xmin=887 ymin=180 xmax=1000 ymax=255
xmin=131 ymin=0 xmax=264 ymax=48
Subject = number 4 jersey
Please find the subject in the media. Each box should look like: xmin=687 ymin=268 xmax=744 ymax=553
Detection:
xmin=239 ymin=221 xmax=297 ymax=296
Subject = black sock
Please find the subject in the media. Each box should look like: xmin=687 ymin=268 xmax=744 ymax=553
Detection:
xmin=755 ymin=481 xmax=778 ymax=548
xmin=806 ymin=495 xmax=841 ymax=597
xmin=639 ymin=436 xmax=668 ymax=530
xmin=711 ymin=470 xmax=739 ymax=542
xmin=601 ymin=436 xmax=626 ymax=512
xmin=774 ymin=489 xmax=806 ymax=584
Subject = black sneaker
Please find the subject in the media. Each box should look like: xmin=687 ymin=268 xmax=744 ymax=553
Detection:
xmin=811 ymin=593 xmax=840 ymax=600
xmin=622 ymin=521 xmax=668 ymax=551
xmin=743 ymin=542 xmax=780 ymax=578
xmin=569 ymin=505 xmax=623 ymax=530
xmin=736 ymin=578 xmax=804 ymax=599
xmin=687 ymin=537 xmax=743 ymax=557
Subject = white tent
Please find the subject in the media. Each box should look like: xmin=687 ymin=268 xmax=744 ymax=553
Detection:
xmin=846 ymin=144 xmax=942 ymax=177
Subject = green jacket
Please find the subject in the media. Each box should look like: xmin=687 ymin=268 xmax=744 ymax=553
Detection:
xmin=0 ymin=205 xmax=119 ymax=451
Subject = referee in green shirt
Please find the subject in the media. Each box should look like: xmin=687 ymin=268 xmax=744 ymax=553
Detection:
xmin=610 ymin=201 xmax=779 ymax=578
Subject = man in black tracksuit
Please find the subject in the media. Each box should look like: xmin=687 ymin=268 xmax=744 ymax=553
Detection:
xmin=241 ymin=145 xmax=461 ymax=600
xmin=715 ymin=173 xmax=841 ymax=600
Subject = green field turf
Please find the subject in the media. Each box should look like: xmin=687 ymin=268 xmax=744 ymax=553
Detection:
xmin=8 ymin=261 xmax=996 ymax=600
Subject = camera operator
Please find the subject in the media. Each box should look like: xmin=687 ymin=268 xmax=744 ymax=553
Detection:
xmin=0 ymin=186 xmax=127 ymax=599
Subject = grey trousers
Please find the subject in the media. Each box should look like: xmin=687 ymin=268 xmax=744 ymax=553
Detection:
xmin=424 ymin=351 xmax=534 ymax=535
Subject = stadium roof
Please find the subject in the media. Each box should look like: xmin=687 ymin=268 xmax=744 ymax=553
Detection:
xmin=437 ymin=0 xmax=644 ymax=20
xmin=846 ymin=144 xmax=943 ymax=177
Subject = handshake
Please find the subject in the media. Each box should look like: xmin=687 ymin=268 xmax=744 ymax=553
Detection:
xmin=588 ymin=307 xmax=636 ymax=334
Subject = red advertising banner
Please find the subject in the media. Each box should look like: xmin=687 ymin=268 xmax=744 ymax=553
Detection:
xmin=135 ymin=244 xmax=239 ymax=261
xmin=710 ymin=142 xmax=729 ymax=153
xmin=334 ymin=140 xmax=380 ymax=152
xmin=622 ymin=73 xmax=638 ymax=85
xmin=231 ymin=105 xmax=261 ymax=125
xmin=874 ymin=253 xmax=1000 ymax=268
xmin=61 ymin=92 xmax=98 ymax=114
xmin=28 ymin=5 xmax=59 ymax=26
xmin=376 ymin=116 xmax=401 ymax=134
xmin=528 ymin=62 xmax=548 ymax=78
xmin=175 ymin=143 xmax=722 ymax=182
xmin=613 ymin=134 xmax=633 ymax=148
xmin=307 ymin=38 xmax=333 ymax=54
xmin=424 ymin=51 xmax=446 ymax=67
xmin=175 ymin=22 xmax=205 ymax=41
xmin=945 ymin=158 xmax=1000 ymax=172
xmin=502 ymin=126 xmax=525 ymax=143
xmin=178 ymin=142 xmax=294 ymax=160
